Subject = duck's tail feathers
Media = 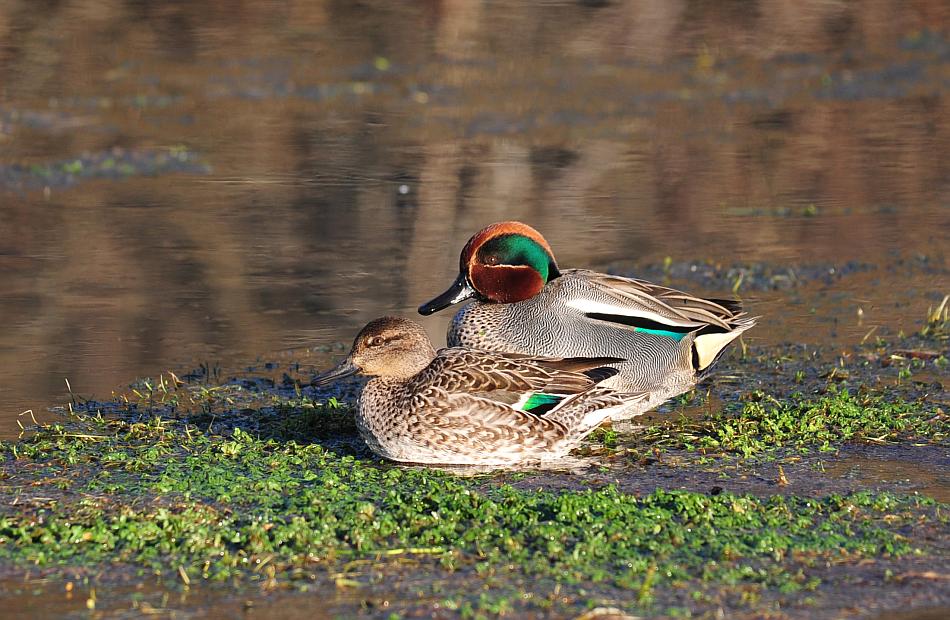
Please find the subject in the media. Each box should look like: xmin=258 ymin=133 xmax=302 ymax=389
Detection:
xmin=541 ymin=356 xmax=625 ymax=374
xmin=582 ymin=365 xmax=621 ymax=383
xmin=535 ymin=356 xmax=623 ymax=388
xmin=703 ymin=298 xmax=744 ymax=314
xmin=692 ymin=315 xmax=758 ymax=373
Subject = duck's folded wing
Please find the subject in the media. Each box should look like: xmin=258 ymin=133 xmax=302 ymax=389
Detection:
xmin=565 ymin=270 xmax=746 ymax=332
xmin=410 ymin=391 xmax=566 ymax=454
xmin=415 ymin=348 xmax=621 ymax=398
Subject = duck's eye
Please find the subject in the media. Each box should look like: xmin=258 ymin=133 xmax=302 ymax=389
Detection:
xmin=485 ymin=254 xmax=499 ymax=265
xmin=366 ymin=336 xmax=385 ymax=347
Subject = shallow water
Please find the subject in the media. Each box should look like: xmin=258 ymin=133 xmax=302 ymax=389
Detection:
xmin=826 ymin=453 xmax=950 ymax=503
xmin=1 ymin=1 xmax=948 ymax=434
xmin=0 ymin=576 xmax=345 ymax=619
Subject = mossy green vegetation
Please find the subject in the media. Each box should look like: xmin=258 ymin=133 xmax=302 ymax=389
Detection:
xmin=0 ymin=396 xmax=946 ymax=617
xmin=639 ymin=386 xmax=947 ymax=458
xmin=2 ymin=335 xmax=948 ymax=617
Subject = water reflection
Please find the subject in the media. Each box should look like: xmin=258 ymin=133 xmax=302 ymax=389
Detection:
xmin=0 ymin=0 xmax=948 ymax=433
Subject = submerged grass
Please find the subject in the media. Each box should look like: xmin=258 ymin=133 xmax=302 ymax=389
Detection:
xmin=0 ymin=401 xmax=945 ymax=617
xmin=920 ymin=294 xmax=949 ymax=343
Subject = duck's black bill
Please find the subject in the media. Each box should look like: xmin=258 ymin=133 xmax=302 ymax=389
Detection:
xmin=418 ymin=274 xmax=475 ymax=315
xmin=311 ymin=359 xmax=360 ymax=387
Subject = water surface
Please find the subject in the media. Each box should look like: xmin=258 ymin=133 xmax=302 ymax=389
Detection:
xmin=1 ymin=0 xmax=948 ymax=435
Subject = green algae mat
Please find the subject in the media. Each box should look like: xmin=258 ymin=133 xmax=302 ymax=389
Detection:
xmin=2 ymin=323 xmax=948 ymax=618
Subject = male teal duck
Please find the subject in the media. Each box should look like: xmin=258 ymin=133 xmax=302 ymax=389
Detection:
xmin=418 ymin=222 xmax=757 ymax=420
xmin=311 ymin=316 xmax=646 ymax=466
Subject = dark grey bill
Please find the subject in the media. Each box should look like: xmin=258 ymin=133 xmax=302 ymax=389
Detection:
xmin=418 ymin=273 xmax=476 ymax=315
xmin=311 ymin=359 xmax=360 ymax=387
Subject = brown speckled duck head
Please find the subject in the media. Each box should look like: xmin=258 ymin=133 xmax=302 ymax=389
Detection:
xmin=311 ymin=317 xmax=436 ymax=385
xmin=418 ymin=221 xmax=561 ymax=315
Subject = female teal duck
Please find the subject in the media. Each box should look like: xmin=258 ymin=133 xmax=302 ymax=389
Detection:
xmin=311 ymin=317 xmax=646 ymax=466
xmin=418 ymin=222 xmax=757 ymax=420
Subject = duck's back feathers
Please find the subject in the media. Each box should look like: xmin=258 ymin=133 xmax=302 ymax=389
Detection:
xmin=417 ymin=348 xmax=622 ymax=397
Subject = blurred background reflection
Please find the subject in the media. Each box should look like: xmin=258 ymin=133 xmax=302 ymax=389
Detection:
xmin=0 ymin=0 xmax=947 ymax=433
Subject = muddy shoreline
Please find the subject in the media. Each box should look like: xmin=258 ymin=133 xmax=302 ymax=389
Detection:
xmin=2 ymin=305 xmax=947 ymax=619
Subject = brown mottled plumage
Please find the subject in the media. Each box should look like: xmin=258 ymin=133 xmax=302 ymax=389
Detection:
xmin=311 ymin=317 xmax=646 ymax=466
